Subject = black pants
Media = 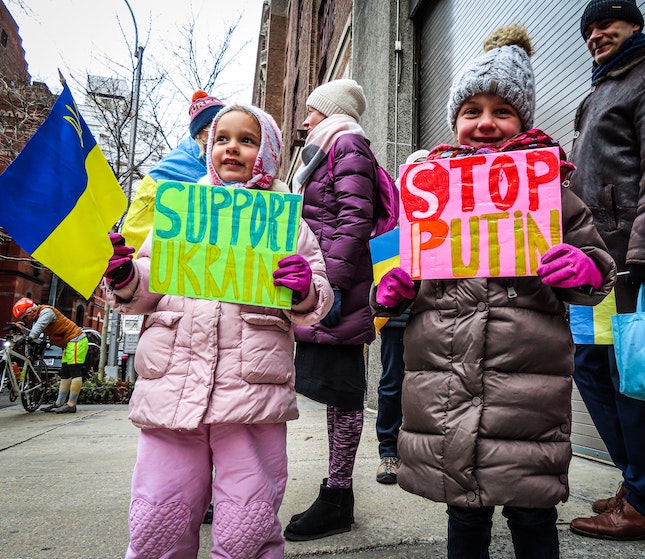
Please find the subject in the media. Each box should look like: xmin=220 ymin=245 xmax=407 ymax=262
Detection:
xmin=574 ymin=343 xmax=645 ymax=514
xmin=446 ymin=504 xmax=559 ymax=559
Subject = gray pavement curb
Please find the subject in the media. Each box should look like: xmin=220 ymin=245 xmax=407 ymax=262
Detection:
xmin=0 ymin=396 xmax=643 ymax=558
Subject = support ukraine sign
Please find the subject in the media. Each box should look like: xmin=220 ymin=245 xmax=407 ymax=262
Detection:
xmin=150 ymin=181 xmax=302 ymax=309
xmin=0 ymin=83 xmax=127 ymax=299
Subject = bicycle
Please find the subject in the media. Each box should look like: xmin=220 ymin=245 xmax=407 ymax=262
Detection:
xmin=0 ymin=323 xmax=50 ymax=412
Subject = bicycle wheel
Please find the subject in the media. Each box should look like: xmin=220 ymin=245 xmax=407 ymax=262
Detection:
xmin=2 ymin=360 xmax=18 ymax=402
xmin=20 ymin=360 xmax=47 ymax=412
xmin=84 ymin=342 xmax=101 ymax=380
xmin=0 ymin=360 xmax=6 ymax=391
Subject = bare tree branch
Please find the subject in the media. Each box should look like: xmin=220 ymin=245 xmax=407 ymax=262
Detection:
xmin=5 ymin=2 xmax=255 ymax=201
xmin=154 ymin=9 xmax=251 ymax=102
xmin=0 ymin=78 xmax=53 ymax=170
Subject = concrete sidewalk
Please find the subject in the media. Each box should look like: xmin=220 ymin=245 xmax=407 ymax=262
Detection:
xmin=0 ymin=396 xmax=644 ymax=559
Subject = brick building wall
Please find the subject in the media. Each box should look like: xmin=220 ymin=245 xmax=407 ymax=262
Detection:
xmin=264 ymin=9 xmax=287 ymax=124
xmin=0 ymin=235 xmax=52 ymax=325
xmin=0 ymin=1 xmax=28 ymax=84
xmin=257 ymin=0 xmax=353 ymax=182
xmin=0 ymin=81 xmax=53 ymax=169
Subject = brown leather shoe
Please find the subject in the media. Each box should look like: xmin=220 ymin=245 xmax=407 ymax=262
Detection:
xmin=570 ymin=500 xmax=645 ymax=540
xmin=592 ymin=484 xmax=626 ymax=514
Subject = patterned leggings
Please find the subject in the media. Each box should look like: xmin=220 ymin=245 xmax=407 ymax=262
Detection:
xmin=326 ymin=405 xmax=363 ymax=489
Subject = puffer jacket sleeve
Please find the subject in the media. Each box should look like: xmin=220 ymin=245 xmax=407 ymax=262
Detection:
xmin=625 ymin=64 xmax=645 ymax=266
xmin=120 ymin=174 xmax=158 ymax=256
xmin=326 ymin=134 xmax=377 ymax=289
xmin=284 ymin=219 xmax=334 ymax=325
xmin=103 ymin=232 xmax=165 ymax=316
xmin=552 ymin=187 xmax=616 ymax=305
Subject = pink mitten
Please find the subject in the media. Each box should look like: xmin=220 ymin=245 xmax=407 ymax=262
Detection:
xmin=104 ymin=233 xmax=135 ymax=289
xmin=537 ymin=243 xmax=603 ymax=290
xmin=273 ymin=254 xmax=312 ymax=302
xmin=376 ymin=267 xmax=416 ymax=307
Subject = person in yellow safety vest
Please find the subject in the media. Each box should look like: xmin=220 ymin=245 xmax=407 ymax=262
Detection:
xmin=12 ymin=297 xmax=87 ymax=414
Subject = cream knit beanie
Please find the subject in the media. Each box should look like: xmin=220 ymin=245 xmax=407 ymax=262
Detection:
xmin=306 ymin=79 xmax=367 ymax=121
xmin=446 ymin=24 xmax=535 ymax=132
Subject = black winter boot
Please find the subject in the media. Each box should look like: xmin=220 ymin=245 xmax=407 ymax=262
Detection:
xmin=289 ymin=478 xmax=354 ymax=524
xmin=284 ymin=479 xmax=354 ymax=541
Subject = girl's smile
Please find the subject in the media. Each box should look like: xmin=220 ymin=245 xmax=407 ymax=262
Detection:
xmin=222 ymin=157 xmax=244 ymax=166
xmin=455 ymin=93 xmax=523 ymax=149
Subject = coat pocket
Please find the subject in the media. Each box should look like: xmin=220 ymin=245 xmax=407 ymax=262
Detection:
xmin=134 ymin=311 xmax=183 ymax=379
xmin=240 ymin=312 xmax=294 ymax=384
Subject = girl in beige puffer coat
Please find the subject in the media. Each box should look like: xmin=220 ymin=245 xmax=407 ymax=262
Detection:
xmin=372 ymin=25 xmax=616 ymax=559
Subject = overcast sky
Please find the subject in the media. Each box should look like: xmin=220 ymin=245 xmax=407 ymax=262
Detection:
xmin=7 ymin=0 xmax=263 ymax=104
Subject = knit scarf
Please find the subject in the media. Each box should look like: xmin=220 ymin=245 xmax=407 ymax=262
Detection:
xmin=292 ymin=114 xmax=365 ymax=195
xmin=428 ymin=128 xmax=575 ymax=182
xmin=591 ymin=32 xmax=645 ymax=83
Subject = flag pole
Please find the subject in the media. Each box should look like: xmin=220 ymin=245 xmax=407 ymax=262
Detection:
xmin=123 ymin=0 xmax=144 ymax=210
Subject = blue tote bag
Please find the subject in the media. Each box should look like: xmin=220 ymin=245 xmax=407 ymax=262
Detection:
xmin=612 ymin=285 xmax=645 ymax=401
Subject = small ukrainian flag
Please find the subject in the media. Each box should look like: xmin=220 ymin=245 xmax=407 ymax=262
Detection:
xmin=0 ymin=83 xmax=127 ymax=299
xmin=370 ymin=227 xmax=400 ymax=285
xmin=569 ymin=290 xmax=617 ymax=345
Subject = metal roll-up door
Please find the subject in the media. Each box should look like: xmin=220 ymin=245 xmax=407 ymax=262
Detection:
xmin=416 ymin=0 xmax=596 ymax=153
xmin=413 ymin=0 xmax=645 ymax=462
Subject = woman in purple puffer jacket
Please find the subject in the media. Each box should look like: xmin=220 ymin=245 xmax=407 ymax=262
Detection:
xmin=284 ymin=79 xmax=378 ymax=542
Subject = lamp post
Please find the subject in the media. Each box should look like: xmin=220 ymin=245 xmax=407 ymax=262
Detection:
xmin=103 ymin=0 xmax=144 ymax=378
xmin=123 ymin=0 xmax=144 ymax=208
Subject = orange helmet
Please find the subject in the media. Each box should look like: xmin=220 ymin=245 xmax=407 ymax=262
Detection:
xmin=12 ymin=297 xmax=35 ymax=319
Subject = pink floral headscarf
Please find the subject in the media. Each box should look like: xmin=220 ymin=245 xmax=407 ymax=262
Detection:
xmin=206 ymin=103 xmax=282 ymax=190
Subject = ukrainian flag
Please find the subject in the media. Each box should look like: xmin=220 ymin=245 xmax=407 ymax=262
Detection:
xmin=370 ymin=227 xmax=400 ymax=284
xmin=569 ymin=290 xmax=617 ymax=345
xmin=0 ymin=83 xmax=127 ymax=299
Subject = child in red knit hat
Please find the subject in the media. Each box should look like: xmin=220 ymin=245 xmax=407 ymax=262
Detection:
xmin=121 ymin=90 xmax=224 ymax=253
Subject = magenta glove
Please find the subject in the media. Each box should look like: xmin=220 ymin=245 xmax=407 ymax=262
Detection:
xmin=273 ymin=254 xmax=312 ymax=303
xmin=537 ymin=243 xmax=603 ymax=290
xmin=376 ymin=267 xmax=416 ymax=307
xmin=104 ymin=233 xmax=135 ymax=289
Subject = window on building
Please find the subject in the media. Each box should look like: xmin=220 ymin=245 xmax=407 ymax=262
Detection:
xmin=317 ymin=0 xmax=333 ymax=83
xmin=1 ymin=29 xmax=8 ymax=48
xmin=75 ymin=305 xmax=85 ymax=327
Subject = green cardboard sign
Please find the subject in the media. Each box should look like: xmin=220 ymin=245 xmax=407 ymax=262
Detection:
xmin=150 ymin=181 xmax=302 ymax=309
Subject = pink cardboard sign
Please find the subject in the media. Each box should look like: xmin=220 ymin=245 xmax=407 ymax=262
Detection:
xmin=399 ymin=147 xmax=562 ymax=280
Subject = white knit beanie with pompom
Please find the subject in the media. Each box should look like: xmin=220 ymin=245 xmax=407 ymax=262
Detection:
xmin=446 ymin=24 xmax=535 ymax=132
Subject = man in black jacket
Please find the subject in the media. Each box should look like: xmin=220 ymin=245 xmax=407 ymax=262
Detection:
xmin=568 ymin=0 xmax=645 ymax=540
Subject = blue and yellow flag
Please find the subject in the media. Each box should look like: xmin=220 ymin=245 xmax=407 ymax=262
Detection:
xmin=370 ymin=228 xmax=401 ymax=334
xmin=370 ymin=227 xmax=400 ymax=284
xmin=569 ymin=290 xmax=617 ymax=345
xmin=0 ymin=83 xmax=127 ymax=299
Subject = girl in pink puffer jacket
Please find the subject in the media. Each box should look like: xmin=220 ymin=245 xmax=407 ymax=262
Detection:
xmin=103 ymin=104 xmax=333 ymax=559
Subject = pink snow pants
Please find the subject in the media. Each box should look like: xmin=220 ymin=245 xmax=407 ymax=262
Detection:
xmin=124 ymin=422 xmax=287 ymax=559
